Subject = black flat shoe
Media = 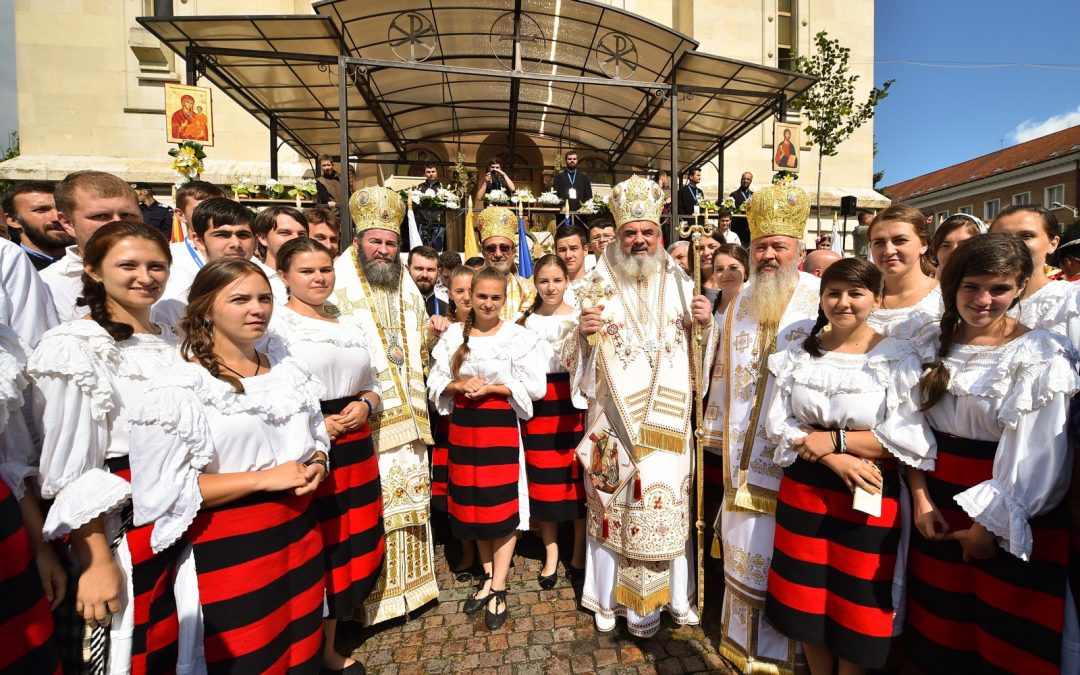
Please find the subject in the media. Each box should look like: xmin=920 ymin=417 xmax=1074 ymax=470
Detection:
xmin=566 ymin=565 xmax=586 ymax=584
xmin=537 ymin=570 xmax=558 ymax=590
xmin=453 ymin=563 xmax=481 ymax=583
xmin=463 ymin=574 xmax=492 ymax=614
xmin=321 ymin=662 xmax=365 ymax=675
xmin=484 ymin=589 xmax=509 ymax=630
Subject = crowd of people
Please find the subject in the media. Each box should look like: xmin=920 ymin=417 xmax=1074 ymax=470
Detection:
xmin=1 ymin=167 xmax=1079 ymax=675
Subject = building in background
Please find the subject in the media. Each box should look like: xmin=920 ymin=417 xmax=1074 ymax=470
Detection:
xmin=0 ymin=0 xmax=887 ymax=238
xmin=883 ymin=125 xmax=1080 ymax=229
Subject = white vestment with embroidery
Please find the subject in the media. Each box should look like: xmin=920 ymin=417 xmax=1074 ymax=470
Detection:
xmin=704 ymin=271 xmax=819 ymax=674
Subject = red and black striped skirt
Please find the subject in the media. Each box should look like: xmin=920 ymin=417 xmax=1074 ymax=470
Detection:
xmin=522 ymin=372 xmax=586 ymax=523
xmin=314 ymin=396 xmax=386 ymax=619
xmin=0 ymin=478 xmax=61 ymax=675
xmin=186 ymin=489 xmax=324 ymax=675
xmin=907 ymin=431 xmax=1070 ymax=675
xmin=106 ymin=456 xmax=182 ymax=675
xmin=447 ymin=393 xmax=521 ymax=541
xmin=430 ymin=414 xmax=450 ymax=513
xmin=765 ymin=455 xmax=902 ymax=669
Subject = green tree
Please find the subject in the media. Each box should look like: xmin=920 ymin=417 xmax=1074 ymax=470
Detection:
xmin=793 ymin=32 xmax=893 ymax=228
xmin=0 ymin=131 xmax=19 ymax=195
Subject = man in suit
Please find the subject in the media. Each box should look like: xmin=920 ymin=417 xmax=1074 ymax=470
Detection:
xmin=416 ymin=164 xmax=446 ymax=251
xmin=553 ymin=150 xmax=593 ymax=216
xmin=677 ymin=168 xmax=704 ymax=227
xmin=729 ymin=171 xmax=754 ymax=210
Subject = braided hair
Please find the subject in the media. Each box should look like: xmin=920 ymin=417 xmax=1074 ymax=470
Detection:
xmin=180 ymin=259 xmax=271 ymax=393
xmin=917 ymin=233 xmax=1032 ymax=410
xmin=450 ymin=266 xmax=507 ymax=378
xmin=78 ymin=221 xmax=172 ymax=342
xmin=517 ymin=254 xmax=569 ymax=326
xmin=802 ymin=258 xmax=883 ymax=357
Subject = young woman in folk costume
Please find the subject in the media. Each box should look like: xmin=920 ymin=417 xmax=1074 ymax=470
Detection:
xmin=28 ymin=221 xmax=190 ymax=675
xmin=866 ymin=204 xmax=943 ymax=338
xmin=930 ymin=213 xmax=984 ymax=276
xmin=128 ymin=259 xmax=330 ymax=674
xmin=269 ymin=237 xmax=385 ymax=675
xmin=907 ymin=233 xmax=1080 ymax=674
xmin=0 ymin=321 xmax=64 ymax=674
xmin=428 ymin=264 xmax=481 ymax=580
xmin=991 ymin=204 xmax=1080 ymax=344
xmin=516 ymin=255 xmax=588 ymax=588
xmin=428 ymin=264 xmax=548 ymax=630
xmin=763 ymin=258 xmax=936 ymax=674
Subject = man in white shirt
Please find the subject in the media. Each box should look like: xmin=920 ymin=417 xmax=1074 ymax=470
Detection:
xmin=165 ymin=181 xmax=227 ymax=299
xmin=153 ymin=197 xmax=258 ymax=328
xmin=0 ymin=236 xmax=58 ymax=346
xmin=716 ymin=210 xmax=742 ymax=245
xmin=40 ymin=171 xmax=142 ymax=322
xmin=554 ymin=223 xmax=589 ymax=306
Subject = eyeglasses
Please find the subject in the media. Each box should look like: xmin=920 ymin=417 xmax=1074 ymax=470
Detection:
xmin=589 ymin=234 xmax=615 ymax=244
xmin=484 ymin=244 xmax=513 ymax=254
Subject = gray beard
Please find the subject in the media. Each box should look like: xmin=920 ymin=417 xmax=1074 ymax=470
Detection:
xmin=609 ymin=245 xmax=665 ymax=282
xmin=746 ymin=263 xmax=799 ymax=325
xmin=360 ymin=253 xmax=402 ymax=290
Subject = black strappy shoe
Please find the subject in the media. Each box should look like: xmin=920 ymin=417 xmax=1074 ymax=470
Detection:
xmin=484 ymin=589 xmax=509 ymax=630
xmin=463 ymin=574 xmax=492 ymax=614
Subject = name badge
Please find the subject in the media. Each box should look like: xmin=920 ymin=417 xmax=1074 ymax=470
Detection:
xmin=568 ymin=188 xmax=577 ymax=200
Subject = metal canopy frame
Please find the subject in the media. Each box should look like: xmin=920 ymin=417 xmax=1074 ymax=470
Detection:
xmin=138 ymin=1 xmax=816 ymax=236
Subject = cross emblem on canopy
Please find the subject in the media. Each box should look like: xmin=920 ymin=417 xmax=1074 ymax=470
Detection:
xmin=489 ymin=12 xmax=546 ymax=73
xmin=388 ymin=12 xmax=437 ymax=63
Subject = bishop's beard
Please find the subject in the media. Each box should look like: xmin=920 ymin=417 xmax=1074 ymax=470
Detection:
xmin=359 ymin=250 xmax=402 ymax=290
xmin=746 ymin=261 xmax=799 ymax=325
xmin=608 ymin=244 xmax=665 ymax=282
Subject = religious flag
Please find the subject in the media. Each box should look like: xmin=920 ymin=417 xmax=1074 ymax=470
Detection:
xmin=464 ymin=209 xmax=480 ymax=260
xmin=406 ymin=200 xmax=423 ymax=251
xmin=170 ymin=209 xmax=184 ymax=243
xmin=517 ymin=214 xmax=533 ymax=277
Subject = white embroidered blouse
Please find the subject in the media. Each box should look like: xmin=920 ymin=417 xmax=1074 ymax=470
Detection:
xmin=427 ymin=321 xmax=549 ymax=419
xmin=915 ymin=327 xmax=1080 ymax=561
xmin=270 ymin=305 xmax=381 ymax=401
xmin=766 ymin=332 xmax=936 ymax=470
xmin=0 ymin=324 xmax=35 ymax=499
xmin=28 ymin=320 xmax=182 ymax=540
xmin=867 ymin=284 xmax=943 ymax=339
xmin=128 ymin=357 xmax=330 ymax=553
xmin=1011 ymin=279 xmax=1080 ymax=346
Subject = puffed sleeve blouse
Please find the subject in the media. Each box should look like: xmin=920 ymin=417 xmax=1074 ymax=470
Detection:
xmin=523 ymin=311 xmax=586 ymax=409
xmin=1011 ymin=279 xmax=1080 ymax=347
xmin=765 ymin=332 xmax=936 ymax=470
xmin=866 ymin=285 xmax=944 ymax=339
xmin=427 ymin=321 xmax=549 ymax=419
xmin=269 ymin=305 xmax=381 ymax=400
xmin=27 ymin=320 xmax=181 ymax=540
xmin=914 ymin=326 xmax=1080 ymax=561
xmin=0 ymin=324 xmax=34 ymax=499
xmin=128 ymin=356 xmax=330 ymax=553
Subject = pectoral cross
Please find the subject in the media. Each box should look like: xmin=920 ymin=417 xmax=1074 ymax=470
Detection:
xmin=576 ymin=274 xmax=608 ymax=346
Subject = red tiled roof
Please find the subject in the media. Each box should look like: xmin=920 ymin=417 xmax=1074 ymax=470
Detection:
xmin=883 ymin=125 xmax=1080 ymax=202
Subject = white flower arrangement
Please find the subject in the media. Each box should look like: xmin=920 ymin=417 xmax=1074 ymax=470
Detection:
xmin=265 ymin=178 xmax=285 ymax=198
xmin=722 ymin=196 xmax=736 ymax=211
xmin=537 ymin=190 xmax=561 ymax=205
xmin=486 ymin=188 xmax=510 ymax=204
xmin=511 ymin=188 xmax=535 ymax=204
xmin=288 ymin=178 xmax=318 ymax=199
xmin=577 ymin=195 xmax=610 ymax=215
xmin=231 ymin=175 xmax=256 ymax=196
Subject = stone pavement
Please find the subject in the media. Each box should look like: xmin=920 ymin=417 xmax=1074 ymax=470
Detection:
xmin=336 ymin=536 xmax=736 ymax=674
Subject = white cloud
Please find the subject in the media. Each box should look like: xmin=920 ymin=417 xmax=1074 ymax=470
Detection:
xmin=1010 ymin=105 xmax=1080 ymax=145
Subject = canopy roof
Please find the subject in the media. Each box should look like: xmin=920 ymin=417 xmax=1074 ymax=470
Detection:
xmin=140 ymin=0 xmax=816 ymax=172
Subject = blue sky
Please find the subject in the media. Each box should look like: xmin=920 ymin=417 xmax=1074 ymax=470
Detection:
xmin=874 ymin=0 xmax=1080 ymax=187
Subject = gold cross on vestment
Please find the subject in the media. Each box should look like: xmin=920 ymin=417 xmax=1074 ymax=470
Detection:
xmin=576 ymin=274 xmax=608 ymax=346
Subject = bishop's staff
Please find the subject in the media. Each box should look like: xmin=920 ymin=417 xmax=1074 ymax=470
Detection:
xmin=679 ymin=207 xmax=714 ymax=612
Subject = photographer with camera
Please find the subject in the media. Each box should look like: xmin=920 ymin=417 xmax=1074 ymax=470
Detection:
xmin=475 ymin=158 xmax=517 ymax=203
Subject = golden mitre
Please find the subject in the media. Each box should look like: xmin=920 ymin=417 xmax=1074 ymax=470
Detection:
xmin=610 ymin=175 xmax=664 ymax=228
xmin=478 ymin=205 xmax=517 ymax=242
xmin=747 ymin=182 xmax=810 ymax=241
xmin=349 ymin=186 xmax=404 ymax=235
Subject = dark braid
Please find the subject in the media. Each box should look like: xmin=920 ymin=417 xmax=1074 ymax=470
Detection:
xmin=801 ymin=307 xmax=830 ymax=358
xmin=917 ymin=233 xmax=1033 ymax=411
xmin=77 ymin=221 xmax=171 ymax=342
xmin=180 ymin=259 xmax=271 ymax=393
xmin=450 ymin=309 xmax=475 ymax=379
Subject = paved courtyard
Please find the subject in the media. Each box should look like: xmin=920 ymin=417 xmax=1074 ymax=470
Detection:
xmin=337 ymin=536 xmax=736 ymax=674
